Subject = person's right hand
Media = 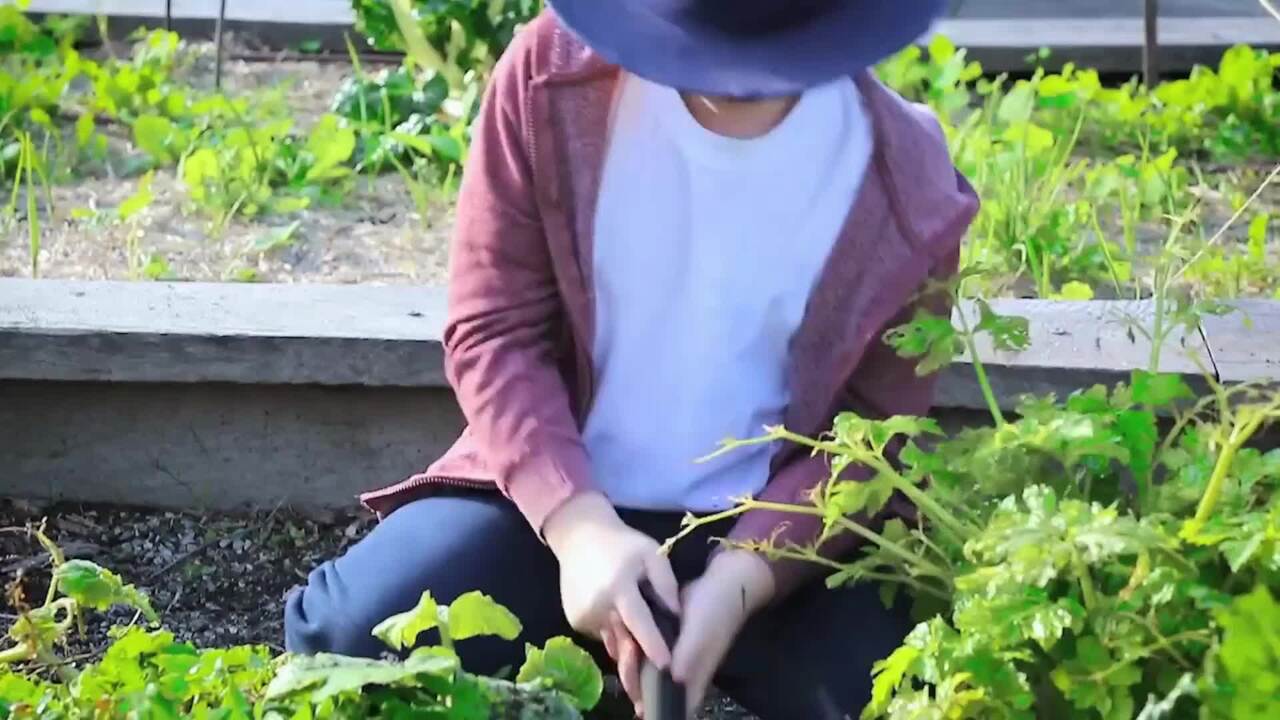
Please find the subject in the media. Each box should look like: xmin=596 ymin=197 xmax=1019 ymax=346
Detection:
xmin=544 ymin=492 xmax=681 ymax=709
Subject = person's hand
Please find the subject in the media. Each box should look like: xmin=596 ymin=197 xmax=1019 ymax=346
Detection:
xmin=544 ymin=492 xmax=681 ymax=713
xmin=671 ymin=549 xmax=775 ymax=718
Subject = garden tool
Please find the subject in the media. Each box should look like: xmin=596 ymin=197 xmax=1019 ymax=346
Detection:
xmin=639 ymin=579 xmax=686 ymax=720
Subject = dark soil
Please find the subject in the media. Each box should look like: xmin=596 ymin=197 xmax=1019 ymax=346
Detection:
xmin=0 ymin=498 xmax=753 ymax=719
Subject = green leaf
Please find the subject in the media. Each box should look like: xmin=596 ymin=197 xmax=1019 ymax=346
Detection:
xmin=250 ymin=220 xmax=302 ymax=254
xmin=75 ymin=113 xmax=95 ymax=148
xmin=54 ymin=560 xmax=157 ymax=622
xmin=1214 ymin=586 xmax=1280 ymax=719
xmin=447 ymin=591 xmax=522 ymax=642
xmin=372 ymin=590 xmax=440 ymax=652
xmin=927 ymin=33 xmax=956 ymax=63
xmin=143 ymin=254 xmax=173 ymax=280
xmin=1248 ymin=213 xmax=1269 ymax=263
xmin=863 ymin=644 xmax=920 ymax=719
xmin=1131 ymin=371 xmax=1193 ymax=408
xmin=118 ymin=171 xmax=154 ymax=221
xmin=975 ymin=300 xmax=1031 ymax=351
xmin=517 ymin=636 xmax=603 ymax=711
xmin=303 ymin=114 xmax=356 ymax=182
xmin=266 ymin=650 xmax=457 ymax=702
xmin=884 ymin=309 xmax=960 ymax=374
xmin=132 ymin=114 xmax=176 ymax=163
xmin=1000 ymin=121 xmax=1055 ymax=152
xmin=1115 ymin=409 xmax=1158 ymax=485
xmin=997 ymin=83 xmax=1036 ymax=124
xmin=1055 ymin=281 xmax=1095 ymax=301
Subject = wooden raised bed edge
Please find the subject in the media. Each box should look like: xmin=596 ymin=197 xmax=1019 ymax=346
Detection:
xmin=0 ymin=280 xmax=1275 ymax=513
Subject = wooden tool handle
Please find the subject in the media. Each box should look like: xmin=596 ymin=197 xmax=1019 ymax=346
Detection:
xmin=638 ymin=579 xmax=686 ymax=720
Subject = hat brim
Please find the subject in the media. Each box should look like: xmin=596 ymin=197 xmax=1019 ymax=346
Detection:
xmin=546 ymin=0 xmax=947 ymax=97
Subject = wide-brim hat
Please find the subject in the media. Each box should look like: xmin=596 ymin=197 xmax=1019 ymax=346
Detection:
xmin=546 ymin=0 xmax=948 ymax=98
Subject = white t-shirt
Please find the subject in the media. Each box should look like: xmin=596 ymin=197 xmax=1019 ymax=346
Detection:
xmin=582 ymin=72 xmax=873 ymax=512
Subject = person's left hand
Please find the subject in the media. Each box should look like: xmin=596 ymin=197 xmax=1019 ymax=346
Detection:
xmin=670 ymin=549 xmax=775 ymax=718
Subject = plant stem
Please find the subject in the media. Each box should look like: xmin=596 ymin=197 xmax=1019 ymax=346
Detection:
xmin=665 ymin=500 xmax=953 ymax=583
xmin=1071 ymin=550 xmax=1099 ymax=611
xmin=955 ymin=302 xmax=1006 ymax=425
xmin=0 ymin=644 xmax=31 ymax=665
xmin=863 ymin=455 xmax=976 ymax=543
xmin=1191 ymin=401 xmax=1279 ymax=527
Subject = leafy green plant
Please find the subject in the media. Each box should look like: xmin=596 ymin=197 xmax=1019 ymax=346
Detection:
xmin=179 ymin=113 xmax=357 ymax=226
xmin=1 ymin=528 xmax=603 ymax=719
xmin=351 ymin=0 xmax=540 ymax=73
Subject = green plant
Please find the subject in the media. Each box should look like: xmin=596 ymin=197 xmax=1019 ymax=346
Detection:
xmin=179 ymin=113 xmax=357 ymax=226
xmin=671 ymin=304 xmax=1280 ymax=718
xmin=1 ymin=527 xmax=604 ymax=718
xmin=351 ymin=0 xmax=540 ymax=73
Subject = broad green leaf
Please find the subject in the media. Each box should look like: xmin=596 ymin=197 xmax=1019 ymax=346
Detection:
xmin=143 ymin=254 xmax=172 ymax=281
xmin=1055 ymin=281 xmax=1095 ymax=301
xmin=1131 ymin=371 xmax=1193 ymax=408
xmin=447 ymin=591 xmax=522 ymax=642
xmin=303 ymin=114 xmax=356 ymax=182
xmin=1114 ymin=409 xmax=1158 ymax=485
xmin=997 ymin=83 xmax=1036 ymax=125
xmin=863 ymin=645 xmax=920 ymax=719
xmin=132 ymin=114 xmax=175 ymax=163
xmin=27 ymin=107 xmax=51 ymax=127
xmin=927 ymin=34 xmax=956 ymax=63
xmin=884 ymin=309 xmax=960 ymax=374
xmin=1000 ymin=122 xmax=1054 ymax=152
xmin=975 ymin=300 xmax=1031 ymax=351
xmin=55 ymin=560 xmax=157 ymax=622
xmin=265 ymin=650 xmax=457 ymax=702
xmin=1214 ymin=586 xmax=1280 ymax=719
xmin=517 ymin=636 xmax=603 ymax=711
xmin=181 ymin=148 xmax=219 ymax=199
xmin=118 ymin=171 xmax=154 ymax=221
xmin=372 ymin=590 xmax=439 ymax=652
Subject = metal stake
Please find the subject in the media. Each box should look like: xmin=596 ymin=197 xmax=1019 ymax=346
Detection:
xmin=213 ymin=0 xmax=226 ymax=89
xmin=1143 ymin=0 xmax=1159 ymax=87
xmin=164 ymin=0 xmax=172 ymax=32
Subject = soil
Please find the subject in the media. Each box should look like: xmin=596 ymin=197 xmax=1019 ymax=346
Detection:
xmin=0 ymin=36 xmax=453 ymax=286
xmin=0 ymin=498 xmax=753 ymax=720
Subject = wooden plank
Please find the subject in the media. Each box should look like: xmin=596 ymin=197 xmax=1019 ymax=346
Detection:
xmin=23 ymin=0 xmax=354 ymax=25
xmin=934 ymin=17 xmax=1280 ymax=49
xmin=938 ymin=299 xmax=1215 ymax=411
xmin=0 ymin=280 xmax=448 ymax=387
xmin=0 ymin=380 xmax=463 ymax=513
xmin=1199 ymin=299 xmax=1280 ymax=384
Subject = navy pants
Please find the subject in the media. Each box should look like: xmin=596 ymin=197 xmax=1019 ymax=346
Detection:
xmin=284 ymin=490 xmax=911 ymax=719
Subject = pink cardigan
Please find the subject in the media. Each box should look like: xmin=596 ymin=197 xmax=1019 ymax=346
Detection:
xmin=361 ymin=12 xmax=979 ymax=598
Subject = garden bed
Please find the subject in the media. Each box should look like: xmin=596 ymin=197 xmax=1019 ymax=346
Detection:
xmin=0 ymin=498 xmax=752 ymax=720
xmin=0 ymin=39 xmax=452 ymax=285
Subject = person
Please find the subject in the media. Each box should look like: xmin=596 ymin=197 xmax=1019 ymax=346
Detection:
xmin=284 ymin=1 xmax=978 ymax=717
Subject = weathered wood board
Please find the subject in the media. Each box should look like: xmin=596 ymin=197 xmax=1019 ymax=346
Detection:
xmin=1199 ymin=300 xmax=1280 ymax=384
xmin=0 ymin=279 xmax=448 ymax=386
xmin=938 ymin=299 xmax=1214 ymax=410
xmin=24 ymin=0 xmax=355 ymax=24
xmin=0 ymin=380 xmax=463 ymax=512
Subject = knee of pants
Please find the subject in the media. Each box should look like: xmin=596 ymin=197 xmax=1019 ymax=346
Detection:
xmin=283 ymin=561 xmax=386 ymax=659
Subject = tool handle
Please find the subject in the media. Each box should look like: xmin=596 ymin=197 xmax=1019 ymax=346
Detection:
xmin=638 ymin=579 xmax=685 ymax=720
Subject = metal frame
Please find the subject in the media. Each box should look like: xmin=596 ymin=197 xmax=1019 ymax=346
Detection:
xmin=163 ymin=1 xmax=229 ymax=89
xmin=1143 ymin=0 xmax=1159 ymax=87
xmin=215 ymin=0 xmax=227 ymax=88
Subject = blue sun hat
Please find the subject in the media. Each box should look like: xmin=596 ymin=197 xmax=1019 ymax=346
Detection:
xmin=545 ymin=0 xmax=947 ymax=98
